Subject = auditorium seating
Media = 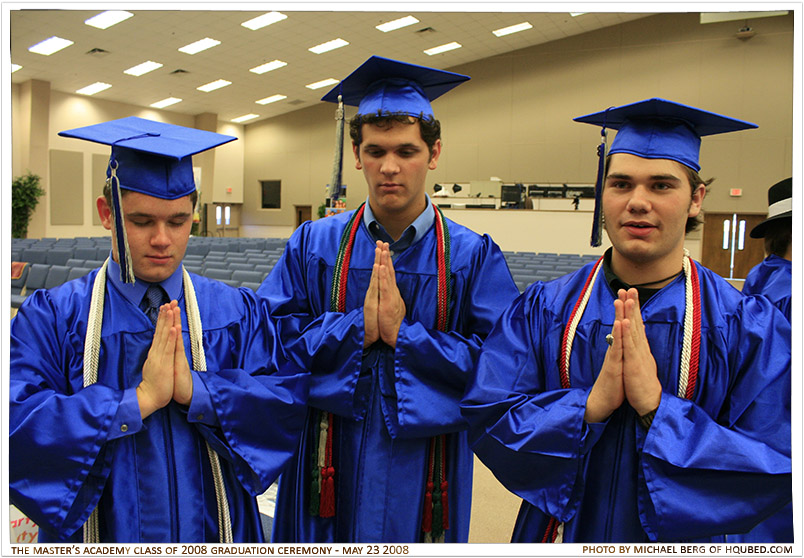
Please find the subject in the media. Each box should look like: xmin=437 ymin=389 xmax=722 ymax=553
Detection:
xmin=11 ymin=235 xmax=598 ymax=305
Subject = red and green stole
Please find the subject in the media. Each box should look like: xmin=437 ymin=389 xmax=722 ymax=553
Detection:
xmin=310 ymin=201 xmax=453 ymax=542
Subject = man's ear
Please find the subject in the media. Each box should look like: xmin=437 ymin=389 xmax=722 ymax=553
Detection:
xmin=353 ymin=143 xmax=362 ymax=170
xmin=97 ymin=196 xmax=113 ymax=231
xmin=428 ymin=139 xmax=442 ymax=170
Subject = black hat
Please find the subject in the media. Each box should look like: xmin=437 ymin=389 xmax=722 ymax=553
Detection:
xmin=750 ymin=177 xmax=792 ymax=239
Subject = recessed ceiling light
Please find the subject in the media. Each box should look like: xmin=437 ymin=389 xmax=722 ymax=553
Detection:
xmin=76 ymin=82 xmax=112 ymax=96
xmin=29 ymin=36 xmax=74 ymax=56
xmin=232 ymin=114 xmax=259 ymax=123
xmin=493 ymin=22 xmax=533 ymax=37
xmin=250 ymin=60 xmax=287 ymax=74
xmin=256 ymin=94 xmax=287 ymax=105
xmin=241 ymin=12 xmax=287 ymax=30
xmin=309 ymin=38 xmax=349 ymax=54
xmin=376 ymin=16 xmax=419 ymax=32
xmin=150 ymin=97 xmax=182 ymax=109
xmin=11 ymin=64 xmax=22 ymax=73
xmin=570 ymin=13 xmax=586 ymax=17
xmin=124 ymin=61 xmax=163 ymax=76
xmin=197 ymin=79 xmax=231 ymax=92
xmin=179 ymin=38 xmax=221 ymax=55
xmin=84 ymin=11 xmax=133 ymax=29
xmin=424 ymin=42 xmax=461 ymax=56
xmin=306 ymin=78 xmax=339 ymax=90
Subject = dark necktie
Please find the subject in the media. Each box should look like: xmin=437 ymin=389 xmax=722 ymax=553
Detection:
xmin=141 ymin=284 xmax=167 ymax=325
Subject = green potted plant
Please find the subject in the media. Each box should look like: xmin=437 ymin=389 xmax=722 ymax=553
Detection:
xmin=12 ymin=171 xmax=45 ymax=239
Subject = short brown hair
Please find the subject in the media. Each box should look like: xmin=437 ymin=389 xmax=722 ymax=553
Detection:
xmin=349 ymin=112 xmax=441 ymax=159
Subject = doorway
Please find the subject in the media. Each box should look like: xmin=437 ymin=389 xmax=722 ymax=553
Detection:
xmin=295 ymin=205 xmax=312 ymax=229
xmin=701 ymin=212 xmax=766 ymax=279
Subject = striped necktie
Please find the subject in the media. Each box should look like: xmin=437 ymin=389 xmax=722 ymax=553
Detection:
xmin=141 ymin=284 xmax=167 ymax=325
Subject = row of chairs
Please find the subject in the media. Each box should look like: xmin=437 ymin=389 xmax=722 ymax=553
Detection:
xmin=11 ymin=236 xmax=290 ymax=261
xmin=502 ymin=252 xmax=600 ymax=291
xmin=11 ymin=261 xmax=275 ymax=309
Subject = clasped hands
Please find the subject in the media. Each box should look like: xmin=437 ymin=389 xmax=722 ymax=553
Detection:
xmin=363 ymin=241 xmax=406 ymax=349
xmin=584 ymin=288 xmax=662 ymax=423
xmin=137 ymin=301 xmax=194 ymax=419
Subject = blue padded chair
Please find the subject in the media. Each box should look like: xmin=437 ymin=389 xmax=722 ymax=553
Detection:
xmin=21 ymin=248 xmax=49 ymax=264
xmin=67 ymin=267 xmax=92 ymax=281
xmin=46 ymin=249 xmax=74 ymax=266
xmin=204 ymin=268 xmax=233 ymax=281
xmin=44 ymin=265 xmax=71 ymax=289
xmin=232 ymin=270 xmax=265 ymax=285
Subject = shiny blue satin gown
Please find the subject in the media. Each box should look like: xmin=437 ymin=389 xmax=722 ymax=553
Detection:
xmin=10 ymin=268 xmax=309 ymax=542
xmin=462 ymin=259 xmax=791 ymax=542
xmin=258 ymin=211 xmax=519 ymax=542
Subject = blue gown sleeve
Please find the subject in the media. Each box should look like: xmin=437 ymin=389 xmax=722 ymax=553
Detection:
xmin=383 ymin=234 xmax=520 ymax=439
xmin=461 ymin=284 xmax=604 ymax=521
xmin=637 ymin=296 xmax=791 ymax=540
xmin=256 ymin=225 xmax=366 ymax=419
xmin=182 ymin=287 xmax=310 ymax=496
xmin=9 ymin=289 xmax=137 ymax=538
xmin=463 ymin=286 xmax=792 ymax=540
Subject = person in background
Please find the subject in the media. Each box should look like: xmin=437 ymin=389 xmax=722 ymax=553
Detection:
xmin=743 ymin=177 xmax=792 ymax=321
xmin=258 ymin=56 xmax=519 ymax=543
xmin=10 ymin=117 xmax=309 ymax=543
xmin=728 ymin=176 xmax=793 ymax=542
xmin=461 ymin=98 xmax=791 ymax=542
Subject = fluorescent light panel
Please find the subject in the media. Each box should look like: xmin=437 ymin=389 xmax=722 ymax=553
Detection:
xmin=309 ymin=38 xmax=348 ymax=54
xmin=29 ymin=36 xmax=73 ymax=55
xmin=150 ymin=97 xmax=182 ymax=109
xmin=250 ymin=60 xmax=287 ymax=74
xmin=76 ymin=82 xmax=111 ymax=95
xmin=306 ymin=78 xmax=339 ymax=90
xmin=85 ymin=10 xmax=133 ymax=29
xmin=242 ymin=12 xmax=287 ymax=30
xmin=493 ymin=22 xmax=532 ymax=37
xmin=197 ymin=79 xmax=231 ymax=92
xmin=124 ymin=60 xmax=163 ymax=76
xmin=11 ymin=64 xmax=22 ymax=73
xmin=256 ymin=94 xmax=287 ymax=105
xmin=179 ymin=38 xmax=221 ymax=55
xmin=376 ymin=15 xmax=419 ymax=32
xmin=424 ymin=42 xmax=461 ymax=56
xmin=232 ymin=114 xmax=259 ymax=123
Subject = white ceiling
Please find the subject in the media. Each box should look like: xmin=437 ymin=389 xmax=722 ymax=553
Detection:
xmin=10 ymin=8 xmax=655 ymax=124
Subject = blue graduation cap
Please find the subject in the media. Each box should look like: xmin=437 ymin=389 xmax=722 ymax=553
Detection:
xmin=59 ymin=116 xmax=236 ymax=282
xmin=321 ymin=55 xmax=470 ymax=119
xmin=320 ymin=56 xmax=469 ymax=200
xmin=573 ymin=98 xmax=758 ymax=246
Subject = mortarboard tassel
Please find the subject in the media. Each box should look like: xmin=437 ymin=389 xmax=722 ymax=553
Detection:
xmin=328 ymin=94 xmax=345 ymax=200
xmin=108 ymin=160 xmax=136 ymax=283
xmin=589 ymin=127 xmax=608 ymax=248
xmin=319 ymin=412 xmax=336 ymax=518
xmin=308 ymin=415 xmax=321 ymax=515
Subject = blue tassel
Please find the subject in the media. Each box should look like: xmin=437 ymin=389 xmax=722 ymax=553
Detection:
xmin=109 ymin=160 xmax=135 ymax=283
xmin=590 ymin=129 xmax=607 ymax=248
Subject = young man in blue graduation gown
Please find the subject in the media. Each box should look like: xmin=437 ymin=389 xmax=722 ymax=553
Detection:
xmin=461 ymin=99 xmax=792 ymax=542
xmin=10 ymin=117 xmax=309 ymax=543
xmin=727 ymin=176 xmax=793 ymax=542
xmin=257 ymin=56 xmax=519 ymax=543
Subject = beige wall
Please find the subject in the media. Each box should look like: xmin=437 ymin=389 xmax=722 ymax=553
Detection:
xmin=12 ymin=88 xmax=244 ymax=239
xmin=11 ymin=10 xmax=793 ymax=254
xmin=240 ymin=11 xmax=793 ymax=251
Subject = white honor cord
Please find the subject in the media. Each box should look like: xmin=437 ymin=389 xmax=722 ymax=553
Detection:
xmin=82 ymin=264 xmax=232 ymax=543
